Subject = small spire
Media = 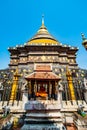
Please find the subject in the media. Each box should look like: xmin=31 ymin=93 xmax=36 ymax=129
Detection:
xmin=42 ymin=14 xmax=44 ymax=26
xmin=81 ymin=33 xmax=86 ymax=41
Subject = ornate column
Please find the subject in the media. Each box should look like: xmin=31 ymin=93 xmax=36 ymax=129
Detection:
xmin=45 ymin=84 xmax=47 ymax=92
xmin=58 ymin=81 xmax=63 ymax=108
xmin=28 ymin=81 xmax=31 ymax=100
xmin=48 ymin=81 xmax=52 ymax=100
xmin=66 ymin=67 xmax=76 ymax=100
xmin=34 ymin=81 xmax=37 ymax=100
xmin=54 ymin=81 xmax=58 ymax=100
xmin=10 ymin=68 xmax=20 ymax=101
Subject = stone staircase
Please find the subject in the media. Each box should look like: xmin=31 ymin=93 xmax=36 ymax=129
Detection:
xmin=21 ymin=100 xmax=65 ymax=130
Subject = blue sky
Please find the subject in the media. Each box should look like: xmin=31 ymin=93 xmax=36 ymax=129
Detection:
xmin=0 ymin=0 xmax=87 ymax=69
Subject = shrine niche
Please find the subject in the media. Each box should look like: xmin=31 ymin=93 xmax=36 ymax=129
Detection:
xmin=25 ymin=64 xmax=61 ymax=100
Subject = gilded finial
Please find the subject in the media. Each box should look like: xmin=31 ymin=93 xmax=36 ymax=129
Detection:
xmin=42 ymin=14 xmax=44 ymax=26
xmin=81 ymin=33 xmax=86 ymax=41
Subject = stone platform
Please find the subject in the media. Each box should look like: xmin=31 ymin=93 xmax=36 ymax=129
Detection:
xmin=21 ymin=100 xmax=64 ymax=130
xmin=0 ymin=100 xmax=87 ymax=130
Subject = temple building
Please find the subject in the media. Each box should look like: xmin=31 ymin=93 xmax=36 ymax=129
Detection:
xmin=0 ymin=18 xmax=87 ymax=130
xmin=8 ymin=18 xmax=85 ymax=102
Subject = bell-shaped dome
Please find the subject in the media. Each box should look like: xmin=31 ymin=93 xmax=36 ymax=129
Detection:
xmin=27 ymin=18 xmax=60 ymax=45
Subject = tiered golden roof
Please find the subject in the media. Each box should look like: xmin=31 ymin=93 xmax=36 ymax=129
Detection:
xmin=27 ymin=18 xmax=59 ymax=45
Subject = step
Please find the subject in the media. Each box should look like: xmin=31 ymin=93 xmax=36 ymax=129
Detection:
xmin=21 ymin=123 xmax=62 ymax=130
xmin=26 ymin=112 xmax=62 ymax=118
xmin=25 ymin=118 xmax=62 ymax=122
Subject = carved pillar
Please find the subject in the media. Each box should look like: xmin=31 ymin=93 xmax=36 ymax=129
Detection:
xmin=66 ymin=68 xmax=76 ymax=100
xmin=38 ymin=84 xmax=40 ymax=92
xmin=58 ymin=81 xmax=63 ymax=108
xmin=54 ymin=81 xmax=58 ymax=100
xmin=10 ymin=68 xmax=20 ymax=101
xmin=34 ymin=81 xmax=37 ymax=94
xmin=28 ymin=81 xmax=31 ymax=100
xmin=48 ymin=81 xmax=52 ymax=100
xmin=45 ymin=84 xmax=47 ymax=92
xmin=34 ymin=81 xmax=37 ymax=100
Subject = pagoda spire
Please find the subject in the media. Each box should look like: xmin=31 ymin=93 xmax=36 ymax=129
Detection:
xmin=42 ymin=14 xmax=45 ymax=26
xmin=28 ymin=16 xmax=59 ymax=45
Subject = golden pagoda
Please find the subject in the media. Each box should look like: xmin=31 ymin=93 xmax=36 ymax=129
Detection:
xmin=28 ymin=17 xmax=59 ymax=45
